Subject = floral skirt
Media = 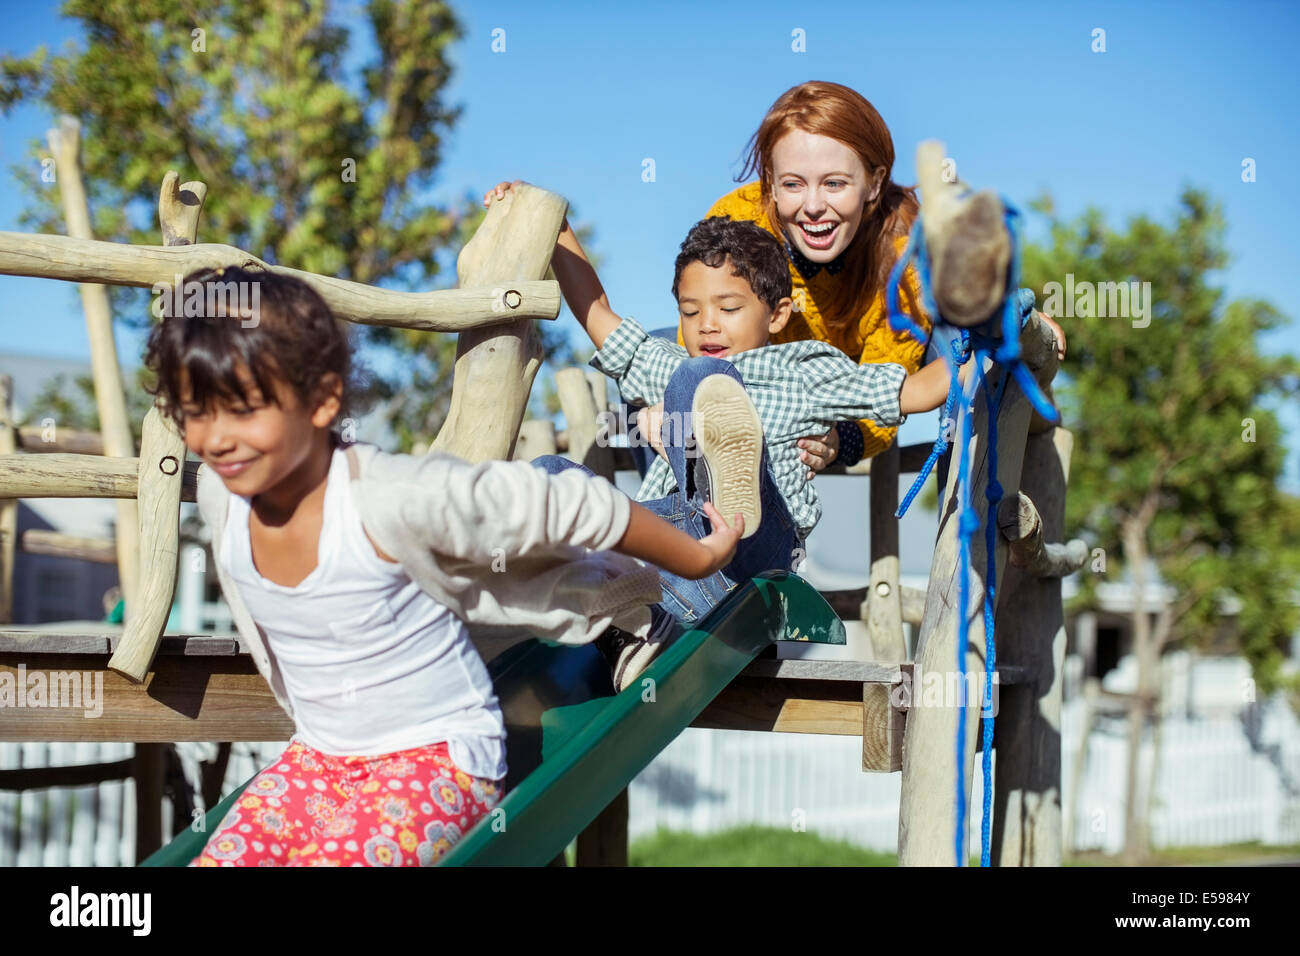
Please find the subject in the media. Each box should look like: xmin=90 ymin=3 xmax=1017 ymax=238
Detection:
xmin=189 ymin=738 xmax=503 ymax=866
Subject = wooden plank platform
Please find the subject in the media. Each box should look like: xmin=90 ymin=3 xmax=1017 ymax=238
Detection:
xmin=2 ymin=638 xmax=1028 ymax=758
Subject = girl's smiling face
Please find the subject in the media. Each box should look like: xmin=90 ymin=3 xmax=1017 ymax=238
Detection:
xmin=179 ymin=363 xmax=338 ymax=500
xmin=770 ymin=130 xmax=885 ymax=263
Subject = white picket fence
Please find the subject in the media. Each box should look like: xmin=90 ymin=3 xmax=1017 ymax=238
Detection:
xmin=627 ymin=691 xmax=1300 ymax=855
xmin=4 ymin=677 xmax=1299 ymax=864
xmin=0 ymin=740 xmax=289 ymax=867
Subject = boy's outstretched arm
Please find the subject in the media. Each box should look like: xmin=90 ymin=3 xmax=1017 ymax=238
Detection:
xmin=616 ymin=501 xmax=743 ymax=580
xmin=900 ymin=356 xmax=974 ymax=414
xmin=551 ymin=216 xmax=623 ymax=349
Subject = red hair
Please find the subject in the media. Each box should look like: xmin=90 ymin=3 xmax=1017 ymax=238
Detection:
xmin=737 ymin=81 xmax=919 ymax=329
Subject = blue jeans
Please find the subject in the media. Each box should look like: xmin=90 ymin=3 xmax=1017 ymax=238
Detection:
xmin=535 ymin=357 xmax=799 ymax=625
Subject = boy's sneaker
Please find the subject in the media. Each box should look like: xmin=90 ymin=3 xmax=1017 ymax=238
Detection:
xmin=691 ymin=374 xmax=762 ymax=539
xmin=596 ymin=606 xmax=682 ymax=693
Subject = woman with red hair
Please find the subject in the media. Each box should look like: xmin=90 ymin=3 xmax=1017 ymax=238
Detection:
xmin=693 ymin=80 xmax=1062 ymax=475
xmin=485 ymin=80 xmax=1063 ymax=475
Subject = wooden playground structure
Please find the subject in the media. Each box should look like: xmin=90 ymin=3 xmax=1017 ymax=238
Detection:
xmin=0 ymin=115 xmax=1085 ymax=866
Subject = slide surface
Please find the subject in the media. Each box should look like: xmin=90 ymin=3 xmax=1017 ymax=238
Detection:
xmin=141 ymin=571 xmax=844 ymax=867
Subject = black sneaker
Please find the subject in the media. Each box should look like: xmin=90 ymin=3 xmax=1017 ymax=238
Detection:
xmin=596 ymin=607 xmax=682 ymax=692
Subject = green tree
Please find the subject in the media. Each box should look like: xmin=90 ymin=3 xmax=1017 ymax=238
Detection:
xmin=1 ymin=0 xmax=578 ymax=448
xmin=1021 ymin=188 xmax=1300 ymax=862
xmin=18 ymin=369 xmax=157 ymax=448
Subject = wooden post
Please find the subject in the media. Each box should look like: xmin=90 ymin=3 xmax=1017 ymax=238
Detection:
xmin=990 ymin=427 xmax=1077 ymax=866
xmin=514 ymin=419 xmax=558 ymax=461
xmin=897 ymin=315 xmax=1059 ymax=866
xmin=867 ymin=440 xmax=905 ymax=661
xmin=432 ymin=184 xmax=567 ymax=462
xmin=915 ymin=140 xmax=1012 ymax=327
xmin=556 ymin=367 xmax=615 ymax=481
xmin=107 ymin=172 xmax=203 ymax=683
xmin=130 ymin=740 xmax=165 ymax=862
xmin=48 ymin=115 xmax=140 ymax=620
xmin=1065 ymin=676 xmax=1100 ymax=858
xmin=575 ymin=789 xmax=630 ymax=866
xmin=0 ymin=375 xmax=14 ymax=623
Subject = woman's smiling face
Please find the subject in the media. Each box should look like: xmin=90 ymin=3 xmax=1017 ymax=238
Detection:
xmin=770 ymin=130 xmax=883 ymax=263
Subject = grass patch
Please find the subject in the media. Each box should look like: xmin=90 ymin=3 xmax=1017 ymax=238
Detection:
xmin=629 ymin=826 xmax=897 ymax=866
xmin=566 ymin=828 xmax=1300 ymax=867
xmin=1069 ymin=841 xmax=1300 ymax=867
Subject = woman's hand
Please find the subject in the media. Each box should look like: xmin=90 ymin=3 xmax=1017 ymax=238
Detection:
xmin=797 ymin=425 xmax=840 ymax=479
xmin=636 ymin=402 xmax=667 ymax=461
xmin=694 ymin=502 xmax=743 ymax=576
xmin=482 ymin=179 xmax=524 ymax=208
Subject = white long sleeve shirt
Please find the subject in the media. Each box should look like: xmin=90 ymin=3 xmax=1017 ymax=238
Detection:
xmin=197 ymin=437 xmax=664 ymax=764
xmin=220 ymin=446 xmax=506 ymax=779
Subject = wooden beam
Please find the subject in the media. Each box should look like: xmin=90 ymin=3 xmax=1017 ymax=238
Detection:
xmin=820 ymin=585 xmax=927 ymax=625
xmin=0 ymin=453 xmax=201 ymax=501
xmin=21 ymin=530 xmax=117 ymax=563
xmin=0 ymin=759 xmax=134 ymax=791
xmin=0 ymin=653 xmax=295 ymax=742
xmin=862 ymin=662 xmax=911 ymax=772
xmin=997 ymin=490 xmax=1088 ymax=578
xmin=16 ymin=426 xmax=104 ymax=454
xmin=0 ymin=232 xmax=561 ymax=333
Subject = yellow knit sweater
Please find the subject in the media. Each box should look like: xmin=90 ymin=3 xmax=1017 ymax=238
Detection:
xmin=684 ymin=182 xmax=931 ymax=461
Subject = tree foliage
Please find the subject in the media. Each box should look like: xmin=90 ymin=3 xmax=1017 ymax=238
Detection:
xmin=1 ymin=0 xmax=577 ymax=447
xmin=1021 ymin=189 xmax=1300 ymax=700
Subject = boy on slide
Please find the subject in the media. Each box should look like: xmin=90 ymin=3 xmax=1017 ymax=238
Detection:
xmin=486 ymin=182 xmax=956 ymax=687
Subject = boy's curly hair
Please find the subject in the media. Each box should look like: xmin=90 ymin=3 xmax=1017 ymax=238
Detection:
xmin=143 ymin=266 xmax=359 ymax=431
xmin=671 ymin=216 xmax=793 ymax=311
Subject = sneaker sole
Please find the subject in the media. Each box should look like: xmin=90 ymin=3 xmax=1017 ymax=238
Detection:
xmin=613 ymin=614 xmax=681 ymax=692
xmin=691 ymin=374 xmax=762 ymax=540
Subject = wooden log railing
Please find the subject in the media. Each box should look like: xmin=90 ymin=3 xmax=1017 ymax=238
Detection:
xmin=2 ymin=136 xmax=1086 ymax=868
xmin=0 ymin=233 xmax=561 ymax=332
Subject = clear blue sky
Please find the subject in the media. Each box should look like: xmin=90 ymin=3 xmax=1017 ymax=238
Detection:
xmin=1 ymin=0 xmax=1296 ymax=481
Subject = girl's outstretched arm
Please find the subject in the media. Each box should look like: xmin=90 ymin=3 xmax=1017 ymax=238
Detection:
xmin=616 ymin=501 xmax=743 ymax=580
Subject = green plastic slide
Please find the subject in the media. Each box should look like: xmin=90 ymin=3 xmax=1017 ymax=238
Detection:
xmin=141 ymin=571 xmax=843 ymax=867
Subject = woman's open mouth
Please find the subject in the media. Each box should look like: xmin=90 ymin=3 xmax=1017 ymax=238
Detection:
xmin=798 ymin=220 xmax=840 ymax=250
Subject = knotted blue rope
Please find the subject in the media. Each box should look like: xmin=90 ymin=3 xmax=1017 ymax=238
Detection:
xmin=884 ymin=197 xmax=1060 ymax=866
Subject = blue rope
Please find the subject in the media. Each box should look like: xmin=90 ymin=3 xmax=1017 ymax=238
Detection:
xmin=884 ymin=196 xmax=1061 ymax=867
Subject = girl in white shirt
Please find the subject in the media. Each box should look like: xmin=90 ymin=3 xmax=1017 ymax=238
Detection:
xmin=144 ymin=266 xmax=742 ymax=866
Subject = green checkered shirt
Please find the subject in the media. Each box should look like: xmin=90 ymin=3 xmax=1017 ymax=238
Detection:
xmin=590 ymin=316 xmax=908 ymax=540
